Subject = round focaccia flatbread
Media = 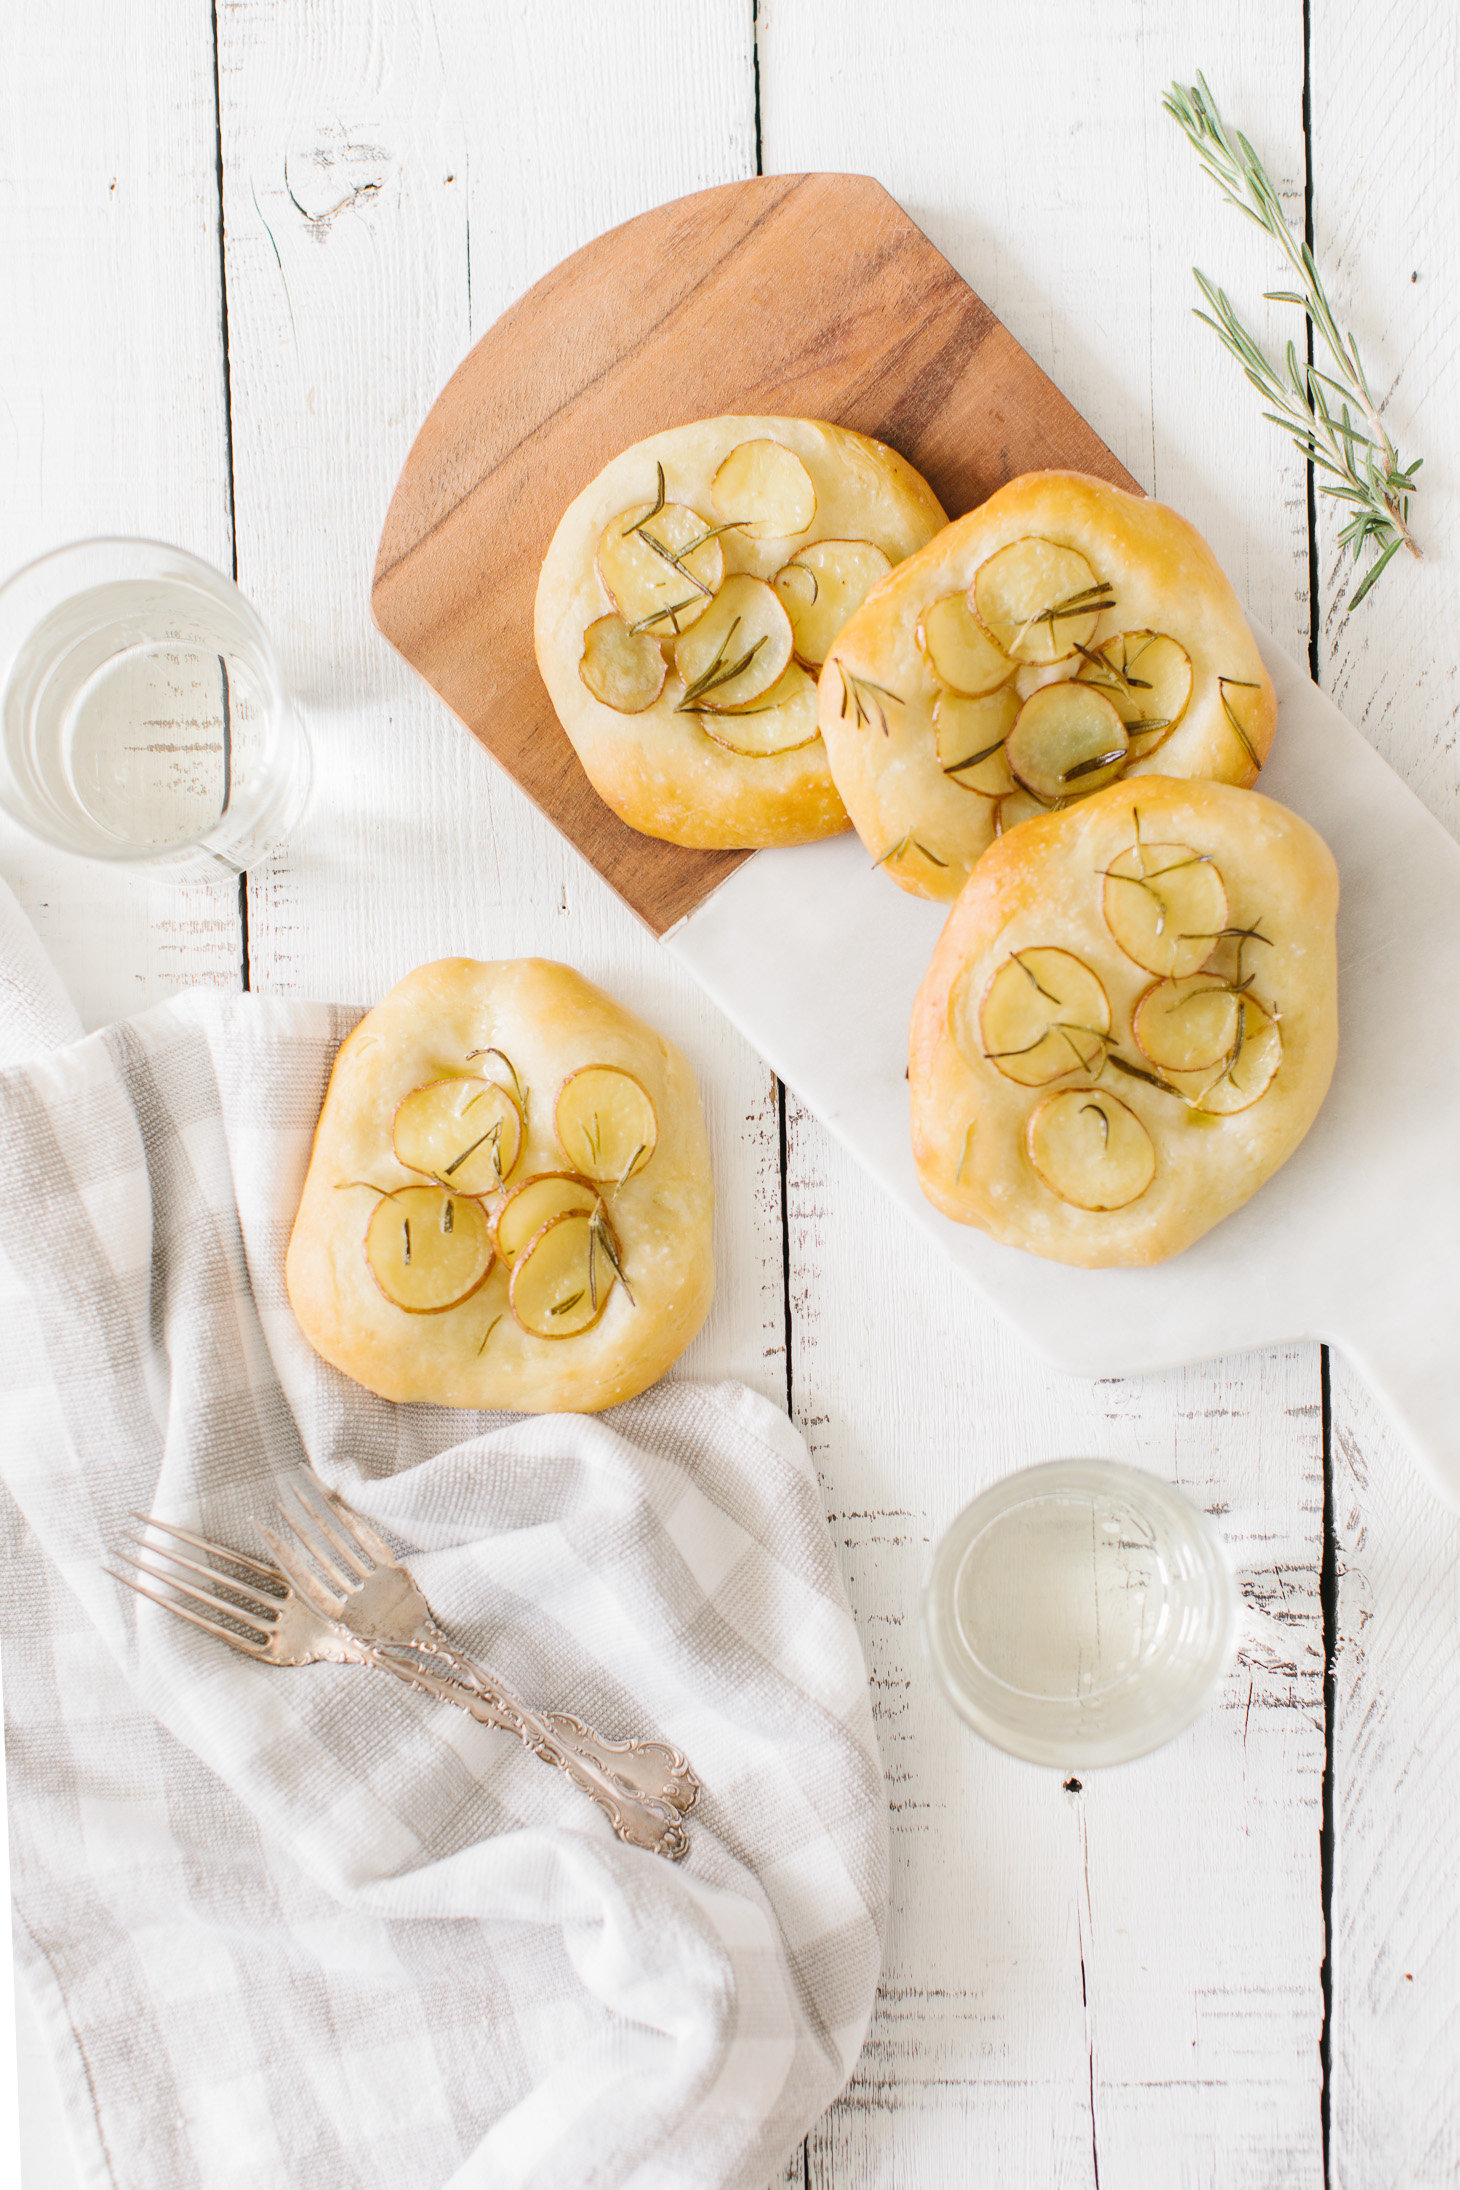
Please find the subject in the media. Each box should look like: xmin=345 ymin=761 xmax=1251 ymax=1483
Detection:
xmin=908 ymin=778 xmax=1338 ymax=1268
xmin=286 ymin=958 xmax=714 ymax=1410
xmin=534 ymin=416 xmax=947 ymax=848
xmin=820 ymin=470 xmax=1278 ymax=902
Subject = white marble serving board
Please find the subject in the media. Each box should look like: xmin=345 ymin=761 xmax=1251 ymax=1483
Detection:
xmin=669 ymin=628 xmax=1460 ymax=1507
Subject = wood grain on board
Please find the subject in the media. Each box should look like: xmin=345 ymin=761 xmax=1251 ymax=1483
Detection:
xmin=370 ymin=170 xmax=1138 ymax=935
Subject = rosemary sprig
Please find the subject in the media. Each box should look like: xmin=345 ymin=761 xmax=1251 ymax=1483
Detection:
xmin=1165 ymin=73 xmax=1422 ymax=606
xmin=839 ymin=665 xmax=904 ymax=738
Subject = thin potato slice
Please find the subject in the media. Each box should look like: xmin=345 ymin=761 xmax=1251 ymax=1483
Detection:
xmin=494 ymin=1172 xmax=602 ymax=1263
xmin=993 ymin=787 xmax=1055 ymax=837
xmin=917 ymin=591 xmax=1013 ymax=695
xmin=579 ymin=615 xmax=667 ymax=714
xmin=711 ymin=439 xmax=816 ymax=541
xmin=555 ymin=1064 xmax=658 ymax=1183
xmin=772 ymin=539 xmax=891 ymax=668
xmin=365 ymin=1186 xmax=494 ymax=1314
xmin=977 ymin=948 xmax=1111 ymax=1086
xmin=509 ymin=1211 xmax=614 ymax=1339
xmin=1076 ymin=630 xmax=1193 ymax=760
xmin=699 ymin=663 xmax=820 ymax=757
xmin=935 ymin=687 xmax=1019 ymax=795
xmin=393 ymin=1076 xmax=524 ymax=1195
xmin=597 ymin=497 xmax=724 ymax=633
xmin=1101 ymin=839 xmax=1230 ymax=977
xmin=1132 ymin=974 xmax=1242 ymax=1073
xmin=1167 ymin=998 xmax=1282 ymax=1115
xmin=1026 ymin=1090 xmax=1156 ymax=1211
xmin=1007 ymin=682 xmax=1129 ymax=800
xmin=972 ymin=537 xmax=1114 ymax=665
xmin=673 ymin=574 xmax=792 ymax=712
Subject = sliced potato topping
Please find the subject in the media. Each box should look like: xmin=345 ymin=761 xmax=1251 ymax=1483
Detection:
xmin=1006 ymin=682 xmax=1128 ymax=801
xmin=555 ymin=1064 xmax=658 ymax=1183
xmin=1166 ymin=998 xmax=1282 ymax=1115
xmin=917 ymin=592 xmax=1013 ymax=695
xmin=978 ymin=948 xmax=1111 ymax=1087
xmin=772 ymin=539 xmax=891 ymax=668
xmin=1132 ymin=974 xmax=1242 ymax=1073
xmin=509 ymin=1210 xmax=616 ymax=1339
xmin=597 ymin=498 xmax=724 ymax=632
xmin=494 ymin=1172 xmax=602 ymax=1263
xmin=1026 ymin=1090 xmax=1156 ymax=1211
xmin=673 ymin=574 xmax=792 ymax=712
xmin=1076 ymin=630 xmax=1192 ymax=760
xmin=711 ymin=439 xmax=816 ymax=541
xmin=579 ymin=615 xmax=667 ymax=715
xmin=993 ymin=787 xmax=1055 ymax=837
xmin=393 ymin=1076 xmax=524 ymax=1195
xmin=1101 ymin=839 xmax=1229 ymax=978
xmin=972 ymin=537 xmax=1113 ymax=665
xmin=698 ymin=662 xmax=820 ymax=757
xmin=365 ymin=1187 xmax=494 ymax=1314
xmin=935 ymin=687 xmax=1019 ymax=795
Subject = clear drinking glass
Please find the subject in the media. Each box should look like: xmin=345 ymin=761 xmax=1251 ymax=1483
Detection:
xmin=923 ymin=1459 xmax=1240 ymax=1769
xmin=0 ymin=539 xmax=310 ymax=878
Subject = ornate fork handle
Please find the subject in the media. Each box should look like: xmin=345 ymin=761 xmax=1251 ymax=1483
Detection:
xmin=374 ymin=1637 xmax=691 ymax=1861
xmin=401 ymin=1624 xmax=700 ymax=1816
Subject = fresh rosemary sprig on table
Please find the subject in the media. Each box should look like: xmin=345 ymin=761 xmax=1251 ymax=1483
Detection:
xmin=1164 ymin=73 xmax=1422 ymax=607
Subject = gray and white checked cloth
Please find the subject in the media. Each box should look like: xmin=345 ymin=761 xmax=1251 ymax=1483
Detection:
xmin=0 ymin=881 xmax=886 ymax=2190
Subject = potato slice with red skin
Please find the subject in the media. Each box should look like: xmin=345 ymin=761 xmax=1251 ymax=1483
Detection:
xmin=917 ymin=591 xmax=1013 ymax=695
xmin=1102 ymin=840 xmax=1229 ymax=977
xmin=555 ymin=1065 xmax=658 ymax=1184
xmin=772 ymin=540 xmax=892 ymax=669
xmin=509 ymin=1210 xmax=615 ymax=1339
xmin=1007 ymin=682 xmax=1129 ymax=801
xmin=365 ymin=1187 xmax=494 ymax=1314
xmin=1076 ymin=630 xmax=1192 ymax=760
xmin=393 ymin=1077 xmax=524 ymax=1195
xmin=1166 ymin=997 xmax=1283 ymax=1115
xmin=976 ymin=948 xmax=1112 ymax=1086
xmin=697 ymin=663 xmax=820 ymax=758
xmin=972 ymin=538 xmax=1114 ymax=666
xmin=993 ymin=786 xmax=1056 ymax=838
xmin=672 ymin=575 xmax=792 ymax=712
xmin=493 ymin=1172 xmax=602 ymax=1263
xmin=711 ymin=439 xmax=816 ymax=541
xmin=579 ymin=615 xmax=667 ymax=714
xmin=1026 ymin=1089 xmax=1156 ymax=1211
xmin=1133 ymin=974 xmax=1242 ymax=1073
xmin=597 ymin=498 xmax=724 ymax=633
xmin=934 ymin=687 xmax=1019 ymax=796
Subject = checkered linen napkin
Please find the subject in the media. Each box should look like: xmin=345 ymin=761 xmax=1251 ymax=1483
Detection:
xmin=0 ymin=881 xmax=886 ymax=2190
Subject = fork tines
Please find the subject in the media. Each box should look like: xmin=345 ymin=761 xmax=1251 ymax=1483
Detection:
xmin=109 ymin=1515 xmax=285 ymax=1654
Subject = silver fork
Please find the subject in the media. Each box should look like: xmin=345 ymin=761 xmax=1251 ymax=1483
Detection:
xmin=111 ymin=1516 xmax=690 ymax=1861
xmin=263 ymin=1474 xmax=701 ymax=1823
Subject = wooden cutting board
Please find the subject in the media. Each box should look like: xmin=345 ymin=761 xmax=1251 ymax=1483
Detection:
xmin=371 ymin=172 xmax=1138 ymax=935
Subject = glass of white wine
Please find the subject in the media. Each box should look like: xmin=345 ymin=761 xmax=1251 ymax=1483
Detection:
xmin=0 ymin=539 xmax=310 ymax=878
xmin=923 ymin=1458 xmax=1240 ymax=1769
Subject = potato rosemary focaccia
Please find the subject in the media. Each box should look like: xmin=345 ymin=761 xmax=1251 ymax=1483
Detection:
xmin=534 ymin=416 xmax=947 ymax=847
xmin=908 ymin=778 xmax=1338 ymax=1268
xmin=286 ymin=958 xmax=714 ymax=1411
xmin=820 ymin=470 xmax=1278 ymax=901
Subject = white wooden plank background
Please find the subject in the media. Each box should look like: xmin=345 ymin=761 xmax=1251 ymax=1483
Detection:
xmin=3 ymin=3 xmax=1457 ymax=2185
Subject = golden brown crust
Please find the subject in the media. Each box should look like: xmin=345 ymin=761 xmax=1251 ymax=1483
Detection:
xmin=534 ymin=416 xmax=947 ymax=849
xmin=820 ymin=471 xmax=1279 ymax=901
xmin=285 ymin=959 xmax=714 ymax=1409
xmin=908 ymin=779 xmax=1338 ymax=1267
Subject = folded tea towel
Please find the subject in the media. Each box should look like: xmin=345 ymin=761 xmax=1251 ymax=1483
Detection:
xmin=0 ymin=879 xmax=885 ymax=2190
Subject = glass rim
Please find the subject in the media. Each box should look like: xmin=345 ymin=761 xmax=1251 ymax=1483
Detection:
xmin=0 ymin=536 xmax=301 ymax=869
xmin=921 ymin=1457 xmax=1242 ymax=1770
